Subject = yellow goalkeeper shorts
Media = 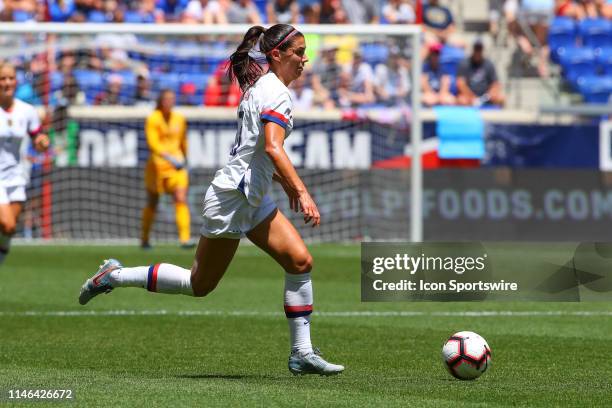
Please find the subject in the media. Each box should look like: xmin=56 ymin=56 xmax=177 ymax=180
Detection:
xmin=144 ymin=162 xmax=189 ymax=195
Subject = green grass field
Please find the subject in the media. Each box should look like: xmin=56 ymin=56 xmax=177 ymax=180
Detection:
xmin=1 ymin=244 xmax=611 ymax=407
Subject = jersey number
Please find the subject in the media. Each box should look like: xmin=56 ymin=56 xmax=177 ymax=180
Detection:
xmin=229 ymin=110 xmax=244 ymax=157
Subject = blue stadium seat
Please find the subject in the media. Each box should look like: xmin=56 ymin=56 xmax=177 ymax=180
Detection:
xmin=87 ymin=10 xmax=107 ymax=23
xmin=151 ymin=72 xmax=181 ymax=93
xmin=440 ymin=46 xmax=465 ymax=75
xmin=577 ymin=76 xmax=612 ymax=103
xmin=597 ymin=47 xmax=612 ymax=76
xmin=548 ymin=17 xmax=577 ymax=63
xmin=123 ymin=11 xmax=144 ymax=23
xmin=579 ymin=18 xmax=611 ymax=49
xmin=12 ymin=10 xmax=33 ymax=22
xmin=360 ymin=43 xmax=389 ymax=66
xmin=50 ymin=71 xmax=64 ymax=92
xmin=558 ymin=47 xmax=596 ymax=86
xmin=254 ymin=0 xmax=267 ymax=23
xmin=73 ymin=69 xmax=103 ymax=91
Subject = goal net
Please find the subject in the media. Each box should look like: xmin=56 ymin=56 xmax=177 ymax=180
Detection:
xmin=2 ymin=23 xmax=422 ymax=243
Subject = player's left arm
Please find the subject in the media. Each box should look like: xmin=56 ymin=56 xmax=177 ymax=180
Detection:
xmin=265 ymin=122 xmax=320 ymax=227
xmin=29 ymin=108 xmax=49 ymax=153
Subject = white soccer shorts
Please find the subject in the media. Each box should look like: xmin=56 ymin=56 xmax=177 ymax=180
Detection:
xmin=0 ymin=185 xmax=26 ymax=205
xmin=200 ymin=185 xmax=277 ymax=239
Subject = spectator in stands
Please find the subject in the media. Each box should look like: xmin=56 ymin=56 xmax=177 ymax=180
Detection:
xmin=422 ymin=0 xmax=462 ymax=47
xmin=54 ymin=73 xmax=86 ymax=106
xmin=289 ymin=71 xmax=315 ymax=110
xmin=342 ymin=0 xmax=380 ymax=23
xmin=6 ymin=0 xmax=37 ymax=21
xmin=320 ymin=0 xmax=347 ymax=23
xmin=49 ymin=0 xmax=77 ymax=21
xmin=421 ymin=42 xmax=455 ymax=106
xmin=204 ymin=64 xmax=241 ymax=106
xmin=266 ymin=0 xmax=299 ymax=24
xmin=182 ymin=0 xmax=227 ymax=23
xmin=512 ymin=0 xmax=553 ymax=77
xmin=102 ymin=0 xmax=124 ymax=22
xmin=374 ymin=47 xmax=411 ymax=106
xmin=179 ymin=82 xmax=199 ymax=106
xmin=311 ymin=43 xmax=342 ymax=109
xmin=96 ymin=32 xmax=137 ymax=71
xmin=300 ymin=0 xmax=320 ymax=23
xmin=336 ymin=50 xmax=376 ymax=107
xmin=133 ymin=70 xmax=153 ymax=106
xmin=126 ymin=0 xmax=158 ymax=23
xmin=456 ymin=40 xmax=505 ymax=107
xmin=577 ymin=0 xmax=612 ymax=18
xmin=382 ymin=0 xmax=415 ymax=24
xmin=95 ymin=73 xmax=123 ymax=105
xmin=226 ymin=0 xmax=262 ymax=23
xmin=330 ymin=71 xmax=353 ymax=108
xmin=156 ymin=0 xmax=189 ymax=22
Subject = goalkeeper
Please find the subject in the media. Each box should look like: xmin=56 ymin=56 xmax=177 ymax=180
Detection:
xmin=141 ymin=89 xmax=193 ymax=248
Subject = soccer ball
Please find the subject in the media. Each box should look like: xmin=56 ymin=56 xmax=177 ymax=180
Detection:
xmin=441 ymin=331 xmax=491 ymax=380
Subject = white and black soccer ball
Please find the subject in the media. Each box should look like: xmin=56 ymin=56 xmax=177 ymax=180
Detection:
xmin=441 ymin=331 xmax=491 ymax=380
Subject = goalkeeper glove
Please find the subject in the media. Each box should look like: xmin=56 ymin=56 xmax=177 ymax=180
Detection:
xmin=162 ymin=154 xmax=185 ymax=170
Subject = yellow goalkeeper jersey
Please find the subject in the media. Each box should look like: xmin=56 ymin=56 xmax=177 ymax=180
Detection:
xmin=145 ymin=110 xmax=187 ymax=174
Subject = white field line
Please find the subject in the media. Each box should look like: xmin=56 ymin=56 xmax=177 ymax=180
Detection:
xmin=0 ymin=310 xmax=611 ymax=318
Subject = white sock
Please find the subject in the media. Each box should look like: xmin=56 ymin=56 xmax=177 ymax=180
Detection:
xmin=284 ymin=272 xmax=313 ymax=354
xmin=0 ymin=233 xmax=11 ymax=265
xmin=110 ymin=263 xmax=193 ymax=296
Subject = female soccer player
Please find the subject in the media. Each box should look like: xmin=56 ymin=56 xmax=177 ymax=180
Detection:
xmin=79 ymin=24 xmax=344 ymax=376
xmin=141 ymin=89 xmax=192 ymax=248
xmin=0 ymin=62 xmax=49 ymax=264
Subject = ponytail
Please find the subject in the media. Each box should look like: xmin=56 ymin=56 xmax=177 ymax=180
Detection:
xmin=228 ymin=24 xmax=303 ymax=91
xmin=227 ymin=26 xmax=267 ymax=91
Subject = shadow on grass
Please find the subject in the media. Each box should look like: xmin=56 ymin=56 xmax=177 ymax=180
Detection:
xmin=177 ymin=374 xmax=278 ymax=380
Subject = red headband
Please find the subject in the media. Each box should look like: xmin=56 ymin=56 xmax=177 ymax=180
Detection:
xmin=268 ymin=29 xmax=299 ymax=54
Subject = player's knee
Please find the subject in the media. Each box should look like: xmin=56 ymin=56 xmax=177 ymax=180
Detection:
xmin=0 ymin=219 xmax=16 ymax=235
xmin=293 ymin=251 xmax=313 ymax=274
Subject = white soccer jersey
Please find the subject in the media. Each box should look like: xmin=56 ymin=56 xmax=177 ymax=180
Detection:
xmin=0 ymin=99 xmax=41 ymax=187
xmin=211 ymin=72 xmax=293 ymax=206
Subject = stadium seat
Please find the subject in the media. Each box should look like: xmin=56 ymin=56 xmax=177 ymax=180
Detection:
xmin=12 ymin=10 xmax=33 ymax=22
xmin=440 ymin=46 xmax=465 ymax=75
xmin=360 ymin=43 xmax=389 ymax=66
xmin=548 ymin=17 xmax=577 ymax=63
xmin=558 ymin=47 xmax=596 ymax=86
xmin=577 ymin=76 xmax=612 ymax=103
xmin=151 ymin=72 xmax=181 ymax=93
xmin=254 ymin=0 xmax=268 ymax=23
xmin=73 ymin=69 xmax=104 ymax=94
xmin=87 ymin=10 xmax=107 ymax=23
xmin=123 ymin=11 xmax=144 ymax=23
xmin=50 ymin=71 xmax=64 ymax=92
xmin=597 ymin=47 xmax=612 ymax=76
xmin=579 ymin=18 xmax=611 ymax=49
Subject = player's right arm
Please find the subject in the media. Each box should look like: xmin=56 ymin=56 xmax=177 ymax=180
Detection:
xmin=145 ymin=114 xmax=164 ymax=157
xmin=265 ymin=122 xmax=320 ymax=227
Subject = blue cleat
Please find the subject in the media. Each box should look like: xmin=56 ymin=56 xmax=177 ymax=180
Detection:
xmin=78 ymin=259 xmax=122 ymax=305
xmin=288 ymin=347 xmax=344 ymax=376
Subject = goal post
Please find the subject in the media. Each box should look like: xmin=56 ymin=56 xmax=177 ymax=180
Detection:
xmin=0 ymin=23 xmax=423 ymax=243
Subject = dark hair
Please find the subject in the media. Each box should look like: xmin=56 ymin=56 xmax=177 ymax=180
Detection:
xmin=228 ymin=24 xmax=303 ymax=91
xmin=156 ymin=88 xmax=174 ymax=111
